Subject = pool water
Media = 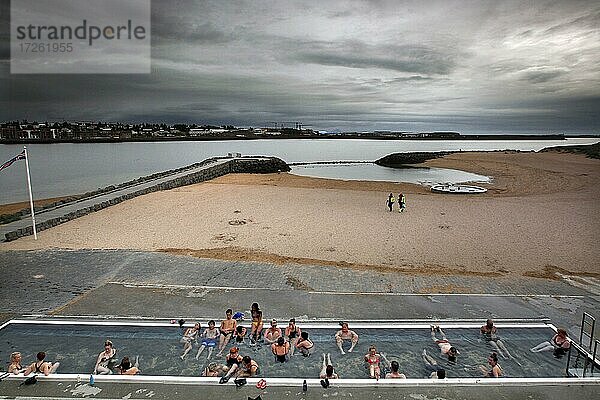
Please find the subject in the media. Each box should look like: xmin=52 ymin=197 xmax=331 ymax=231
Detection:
xmin=0 ymin=323 xmax=568 ymax=379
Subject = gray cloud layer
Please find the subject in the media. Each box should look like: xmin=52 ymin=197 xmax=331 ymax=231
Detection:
xmin=1 ymin=0 xmax=599 ymax=133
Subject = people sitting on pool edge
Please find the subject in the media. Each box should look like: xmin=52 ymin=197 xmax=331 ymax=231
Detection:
xmin=117 ymin=356 xmax=140 ymax=375
xmin=480 ymin=352 xmax=503 ymax=377
xmin=8 ymin=352 xmax=24 ymax=375
xmin=295 ymin=331 xmax=314 ymax=357
xmin=480 ymin=319 xmax=513 ymax=359
xmin=430 ymin=325 xmax=459 ymax=363
xmin=530 ymin=328 xmax=571 ymax=358
xmin=23 ymin=351 xmax=60 ymax=376
xmin=94 ymin=339 xmax=117 ymax=374
xmin=180 ymin=322 xmax=200 ymax=360
xmin=196 ymin=320 xmax=219 ymax=360
xmin=219 ymin=355 xmax=259 ymax=383
xmin=217 ymin=309 xmax=237 ymax=356
xmin=285 ymin=318 xmax=302 ymax=356
xmin=421 ymin=349 xmax=446 ymax=379
xmin=272 ymin=336 xmax=290 ymax=363
xmin=380 ymin=352 xmax=406 ymax=378
xmin=364 ymin=344 xmax=382 ymax=380
xmin=264 ymin=319 xmax=282 ymax=344
xmin=335 ymin=322 xmax=359 ymax=354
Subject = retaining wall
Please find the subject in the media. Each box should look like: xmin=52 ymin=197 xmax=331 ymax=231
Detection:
xmin=3 ymin=157 xmax=290 ymax=241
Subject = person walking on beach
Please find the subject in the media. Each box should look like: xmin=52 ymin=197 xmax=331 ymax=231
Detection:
xmin=398 ymin=193 xmax=406 ymax=212
xmin=386 ymin=193 xmax=395 ymax=212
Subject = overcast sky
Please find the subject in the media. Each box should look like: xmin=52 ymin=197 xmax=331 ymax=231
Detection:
xmin=1 ymin=0 xmax=599 ymax=133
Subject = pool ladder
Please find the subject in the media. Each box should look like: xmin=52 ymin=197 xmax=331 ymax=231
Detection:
xmin=566 ymin=312 xmax=599 ymax=377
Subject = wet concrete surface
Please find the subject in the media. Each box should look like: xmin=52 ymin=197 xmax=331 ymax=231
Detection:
xmin=0 ymin=249 xmax=598 ymax=399
xmin=0 ymin=377 xmax=598 ymax=400
xmin=0 ymin=249 xmax=597 ymax=334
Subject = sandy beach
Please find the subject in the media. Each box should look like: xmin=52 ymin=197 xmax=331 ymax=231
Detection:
xmin=2 ymin=151 xmax=599 ymax=279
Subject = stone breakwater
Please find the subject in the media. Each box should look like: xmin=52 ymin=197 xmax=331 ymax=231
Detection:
xmin=2 ymin=157 xmax=290 ymax=242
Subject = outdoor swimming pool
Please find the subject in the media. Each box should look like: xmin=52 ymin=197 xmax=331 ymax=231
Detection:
xmin=0 ymin=320 xmax=573 ymax=379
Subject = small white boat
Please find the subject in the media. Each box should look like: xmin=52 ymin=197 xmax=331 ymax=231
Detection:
xmin=430 ymin=184 xmax=487 ymax=194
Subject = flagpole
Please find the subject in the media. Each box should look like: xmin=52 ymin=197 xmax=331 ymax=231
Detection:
xmin=23 ymin=146 xmax=37 ymax=240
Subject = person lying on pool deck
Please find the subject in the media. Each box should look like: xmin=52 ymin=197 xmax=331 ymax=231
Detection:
xmin=335 ymin=322 xmax=359 ymax=354
xmin=23 ymin=351 xmax=60 ymax=376
xmin=480 ymin=319 xmax=513 ymax=359
xmin=430 ymin=325 xmax=459 ymax=363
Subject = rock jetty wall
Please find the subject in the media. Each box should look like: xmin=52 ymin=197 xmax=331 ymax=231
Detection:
xmin=3 ymin=157 xmax=290 ymax=241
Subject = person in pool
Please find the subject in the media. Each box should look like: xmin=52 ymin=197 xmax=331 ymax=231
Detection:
xmin=380 ymin=353 xmax=406 ymax=378
xmin=285 ymin=318 xmax=302 ymax=356
xmin=421 ymin=349 xmax=446 ymax=379
xmin=530 ymin=328 xmax=571 ymax=357
xmin=430 ymin=325 xmax=459 ymax=362
xmin=219 ymin=355 xmax=259 ymax=382
xmin=225 ymin=346 xmax=243 ymax=368
xmin=202 ymin=362 xmax=227 ymax=377
xmin=117 ymin=356 xmax=140 ymax=375
xmin=335 ymin=322 xmax=359 ymax=354
xmin=94 ymin=339 xmax=117 ymax=374
xmin=180 ymin=322 xmax=200 ymax=360
xmin=217 ymin=309 xmax=237 ymax=356
xmin=479 ymin=352 xmax=503 ymax=377
xmin=480 ymin=319 xmax=513 ymax=359
xmin=23 ymin=351 xmax=60 ymax=376
xmin=8 ymin=352 xmax=24 ymax=375
xmin=319 ymin=353 xmax=339 ymax=379
xmin=364 ymin=345 xmax=382 ymax=380
xmin=197 ymin=320 xmax=219 ymax=360
xmin=264 ymin=319 xmax=282 ymax=344
xmin=271 ymin=336 xmax=290 ymax=363
xmin=296 ymin=331 xmax=314 ymax=357
xmin=234 ymin=325 xmax=247 ymax=344
xmin=250 ymin=303 xmax=264 ymax=342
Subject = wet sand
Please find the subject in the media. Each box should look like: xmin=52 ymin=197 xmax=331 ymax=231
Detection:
xmin=2 ymin=151 xmax=599 ymax=279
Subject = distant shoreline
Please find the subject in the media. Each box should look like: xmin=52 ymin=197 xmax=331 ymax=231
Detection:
xmin=0 ymin=133 xmax=585 ymax=145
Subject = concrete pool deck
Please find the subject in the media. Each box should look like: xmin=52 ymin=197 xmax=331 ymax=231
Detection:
xmin=0 ymin=249 xmax=599 ymax=399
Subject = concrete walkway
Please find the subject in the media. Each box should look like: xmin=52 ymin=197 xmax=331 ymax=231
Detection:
xmin=0 ymin=158 xmax=232 ymax=241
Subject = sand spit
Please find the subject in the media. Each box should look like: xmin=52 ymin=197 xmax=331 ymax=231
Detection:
xmin=2 ymin=151 xmax=599 ymax=279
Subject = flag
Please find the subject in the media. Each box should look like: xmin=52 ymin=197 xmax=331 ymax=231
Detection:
xmin=0 ymin=150 xmax=26 ymax=172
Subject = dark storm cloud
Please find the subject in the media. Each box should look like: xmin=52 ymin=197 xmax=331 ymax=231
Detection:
xmin=297 ymin=43 xmax=457 ymax=75
xmin=1 ymin=0 xmax=599 ymax=133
